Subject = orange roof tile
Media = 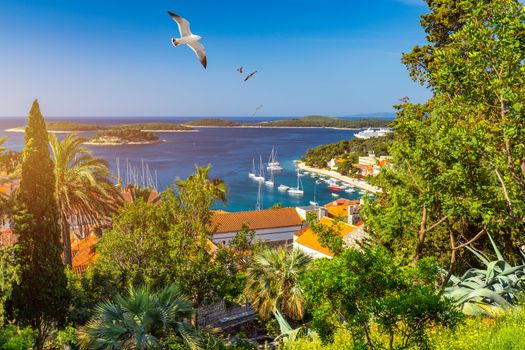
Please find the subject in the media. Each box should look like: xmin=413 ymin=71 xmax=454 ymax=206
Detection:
xmin=295 ymin=217 xmax=357 ymax=257
xmin=0 ymin=230 xmax=18 ymax=247
xmin=71 ymin=234 xmax=98 ymax=272
xmin=324 ymin=198 xmax=360 ymax=208
xmin=327 ymin=205 xmax=349 ymax=218
xmin=211 ymin=208 xmax=303 ymax=234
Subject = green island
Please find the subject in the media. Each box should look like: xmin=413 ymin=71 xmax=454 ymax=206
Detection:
xmin=6 ymin=121 xmax=194 ymax=133
xmin=182 ymin=115 xmax=391 ymax=129
xmin=86 ymin=129 xmax=161 ymax=145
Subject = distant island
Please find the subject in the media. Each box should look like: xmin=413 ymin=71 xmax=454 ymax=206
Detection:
xmin=85 ymin=129 xmax=161 ymax=146
xmin=6 ymin=121 xmax=195 ymax=133
xmin=182 ymin=116 xmax=392 ymax=129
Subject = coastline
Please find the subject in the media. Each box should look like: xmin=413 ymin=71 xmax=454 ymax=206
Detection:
xmin=6 ymin=128 xmax=195 ymax=134
xmin=296 ymin=162 xmax=381 ymax=194
xmin=182 ymin=125 xmax=361 ymax=131
xmin=83 ymin=140 xmax=164 ymax=146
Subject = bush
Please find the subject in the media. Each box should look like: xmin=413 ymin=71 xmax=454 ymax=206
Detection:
xmin=0 ymin=325 xmax=36 ymax=350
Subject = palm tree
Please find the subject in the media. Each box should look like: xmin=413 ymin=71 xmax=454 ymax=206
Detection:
xmin=50 ymin=134 xmax=121 ymax=266
xmin=245 ymin=247 xmax=311 ymax=320
xmin=78 ymin=284 xmax=199 ymax=350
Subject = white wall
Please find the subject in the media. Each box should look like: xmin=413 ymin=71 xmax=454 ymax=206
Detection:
xmin=213 ymin=225 xmax=303 ymax=245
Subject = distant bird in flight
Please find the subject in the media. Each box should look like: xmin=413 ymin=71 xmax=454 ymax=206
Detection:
xmin=168 ymin=11 xmax=207 ymax=69
xmin=244 ymin=71 xmax=258 ymax=82
xmin=252 ymin=105 xmax=263 ymax=116
xmin=237 ymin=67 xmax=244 ymax=74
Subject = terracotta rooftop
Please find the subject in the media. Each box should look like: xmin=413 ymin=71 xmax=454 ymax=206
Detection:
xmin=71 ymin=234 xmax=98 ymax=272
xmin=324 ymin=198 xmax=360 ymax=208
xmin=211 ymin=208 xmax=303 ymax=234
xmin=0 ymin=230 xmax=18 ymax=247
xmin=295 ymin=217 xmax=358 ymax=257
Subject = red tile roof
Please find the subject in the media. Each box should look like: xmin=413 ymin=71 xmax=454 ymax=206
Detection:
xmin=324 ymin=198 xmax=360 ymax=208
xmin=211 ymin=208 xmax=303 ymax=234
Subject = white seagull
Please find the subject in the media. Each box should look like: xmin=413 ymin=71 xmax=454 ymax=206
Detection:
xmin=168 ymin=11 xmax=207 ymax=69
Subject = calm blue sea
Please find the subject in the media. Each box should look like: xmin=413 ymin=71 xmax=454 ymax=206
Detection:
xmin=0 ymin=116 xmax=385 ymax=212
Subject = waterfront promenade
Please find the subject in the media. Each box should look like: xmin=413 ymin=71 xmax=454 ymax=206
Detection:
xmin=296 ymin=162 xmax=381 ymax=194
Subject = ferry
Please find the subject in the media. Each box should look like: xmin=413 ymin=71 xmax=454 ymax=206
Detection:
xmin=355 ymin=128 xmax=393 ymax=140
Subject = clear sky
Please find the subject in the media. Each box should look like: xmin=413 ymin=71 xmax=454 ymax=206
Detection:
xmin=0 ymin=0 xmax=430 ymax=117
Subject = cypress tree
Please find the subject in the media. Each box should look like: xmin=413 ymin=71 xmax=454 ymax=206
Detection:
xmin=11 ymin=100 xmax=69 ymax=350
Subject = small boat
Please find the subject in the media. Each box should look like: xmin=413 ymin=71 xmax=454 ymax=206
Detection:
xmin=309 ymin=182 xmax=318 ymax=206
xmin=248 ymin=158 xmax=256 ymax=178
xmin=265 ymin=169 xmax=275 ymax=187
xmin=254 ymin=155 xmax=265 ymax=182
xmin=329 ymin=186 xmax=344 ymax=191
xmin=288 ymin=172 xmax=304 ymax=195
xmin=267 ymin=147 xmax=283 ymax=171
xmin=345 ymin=188 xmax=355 ymax=193
xmin=309 ymin=201 xmax=319 ymax=206
xmin=278 ymin=184 xmax=289 ymax=191
xmin=331 ymin=193 xmax=339 ymax=197
xmin=315 ymin=180 xmax=322 ymax=184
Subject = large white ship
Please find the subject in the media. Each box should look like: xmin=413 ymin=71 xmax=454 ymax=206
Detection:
xmin=355 ymin=128 xmax=392 ymax=139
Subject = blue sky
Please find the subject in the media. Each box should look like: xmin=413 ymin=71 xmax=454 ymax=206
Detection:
xmin=0 ymin=0 xmax=430 ymax=117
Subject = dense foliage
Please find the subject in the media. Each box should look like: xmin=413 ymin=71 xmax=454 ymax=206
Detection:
xmin=90 ymin=129 xmax=160 ymax=143
xmin=11 ymin=100 xmax=70 ymax=350
xmin=301 ymin=247 xmax=462 ymax=349
xmin=363 ymin=0 xmax=525 ymax=270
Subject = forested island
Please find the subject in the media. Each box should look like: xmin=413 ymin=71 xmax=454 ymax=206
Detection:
xmin=6 ymin=121 xmax=194 ymax=133
xmin=85 ymin=129 xmax=161 ymax=145
xmin=182 ymin=115 xmax=392 ymax=129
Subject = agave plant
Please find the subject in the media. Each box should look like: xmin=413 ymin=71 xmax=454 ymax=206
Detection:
xmin=273 ymin=308 xmax=315 ymax=344
xmin=443 ymin=234 xmax=525 ymax=316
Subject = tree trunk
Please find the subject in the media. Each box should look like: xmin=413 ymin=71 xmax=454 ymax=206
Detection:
xmin=413 ymin=206 xmax=427 ymax=264
xmin=61 ymin=216 xmax=72 ymax=267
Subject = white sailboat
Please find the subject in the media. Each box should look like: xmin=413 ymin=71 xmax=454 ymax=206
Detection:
xmin=248 ymin=158 xmax=256 ymax=178
xmin=267 ymin=147 xmax=283 ymax=171
xmin=288 ymin=172 xmax=304 ymax=195
xmin=265 ymin=168 xmax=275 ymax=187
xmin=309 ymin=183 xmax=319 ymax=206
xmin=254 ymin=156 xmax=265 ymax=182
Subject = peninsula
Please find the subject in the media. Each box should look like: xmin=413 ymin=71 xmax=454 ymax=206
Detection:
xmin=183 ymin=116 xmax=391 ymax=129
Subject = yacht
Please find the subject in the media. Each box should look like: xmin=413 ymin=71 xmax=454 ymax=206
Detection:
xmin=267 ymin=147 xmax=283 ymax=171
xmin=253 ymin=156 xmax=265 ymax=182
xmin=345 ymin=188 xmax=356 ymax=193
xmin=331 ymin=193 xmax=339 ymax=197
xmin=288 ymin=173 xmax=304 ymax=195
xmin=355 ymin=128 xmax=393 ymax=140
xmin=309 ymin=183 xmax=319 ymax=206
xmin=278 ymin=184 xmax=289 ymax=191
xmin=248 ymin=158 xmax=256 ymax=178
xmin=265 ymin=169 xmax=275 ymax=187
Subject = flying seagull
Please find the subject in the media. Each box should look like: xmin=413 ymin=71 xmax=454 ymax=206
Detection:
xmin=237 ymin=67 xmax=244 ymax=73
xmin=252 ymin=105 xmax=264 ymax=116
xmin=244 ymin=71 xmax=258 ymax=82
xmin=168 ymin=11 xmax=207 ymax=69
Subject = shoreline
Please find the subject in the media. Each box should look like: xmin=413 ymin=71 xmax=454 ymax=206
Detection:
xmin=182 ymin=125 xmax=362 ymax=131
xmin=296 ymin=162 xmax=381 ymax=194
xmin=83 ymin=140 xmax=164 ymax=146
xmin=5 ymin=128 xmax=196 ymax=134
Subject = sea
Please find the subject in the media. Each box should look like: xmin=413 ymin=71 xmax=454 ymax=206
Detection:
xmin=0 ymin=116 xmax=389 ymax=212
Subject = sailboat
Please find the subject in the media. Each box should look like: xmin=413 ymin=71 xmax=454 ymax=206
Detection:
xmin=267 ymin=147 xmax=283 ymax=171
xmin=265 ymin=168 xmax=275 ymax=187
xmin=309 ymin=182 xmax=319 ymax=206
xmin=288 ymin=172 xmax=304 ymax=195
xmin=248 ymin=158 xmax=256 ymax=178
xmin=254 ymin=156 xmax=265 ymax=182
xmin=278 ymin=184 xmax=289 ymax=191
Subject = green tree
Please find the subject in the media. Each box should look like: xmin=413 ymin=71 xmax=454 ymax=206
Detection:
xmin=245 ymin=247 xmax=311 ymax=320
xmin=50 ymin=133 xmax=121 ymax=266
xmin=301 ymin=247 xmax=462 ymax=348
xmin=0 ymin=246 xmax=19 ymax=326
xmin=11 ymin=100 xmax=70 ymax=350
xmin=77 ymin=284 xmax=198 ymax=350
xmin=94 ymin=166 xmax=235 ymax=308
xmin=363 ymin=0 xmax=525 ymax=270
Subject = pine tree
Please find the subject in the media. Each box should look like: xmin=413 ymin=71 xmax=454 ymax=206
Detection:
xmin=11 ymin=100 xmax=70 ymax=350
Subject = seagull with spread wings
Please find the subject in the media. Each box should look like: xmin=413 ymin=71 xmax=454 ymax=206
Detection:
xmin=244 ymin=71 xmax=258 ymax=82
xmin=168 ymin=11 xmax=207 ymax=69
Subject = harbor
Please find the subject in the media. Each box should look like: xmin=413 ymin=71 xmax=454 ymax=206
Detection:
xmin=296 ymin=162 xmax=381 ymax=194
